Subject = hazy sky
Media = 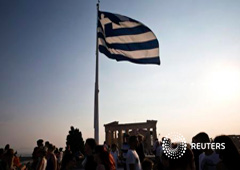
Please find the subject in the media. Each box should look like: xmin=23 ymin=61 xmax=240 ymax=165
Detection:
xmin=1 ymin=0 xmax=240 ymax=154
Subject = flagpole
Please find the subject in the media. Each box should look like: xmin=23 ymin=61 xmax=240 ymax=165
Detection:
xmin=94 ymin=0 xmax=100 ymax=144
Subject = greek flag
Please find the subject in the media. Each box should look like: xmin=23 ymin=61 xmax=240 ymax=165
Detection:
xmin=98 ymin=11 xmax=160 ymax=65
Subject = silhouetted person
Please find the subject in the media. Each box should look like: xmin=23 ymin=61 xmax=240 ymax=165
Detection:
xmin=142 ymin=158 xmax=153 ymax=170
xmin=154 ymin=140 xmax=160 ymax=161
xmin=4 ymin=144 xmax=10 ymax=154
xmin=136 ymin=134 xmax=145 ymax=163
xmin=61 ymin=153 xmax=76 ymax=170
xmin=168 ymin=144 xmax=196 ymax=170
xmin=0 ymin=148 xmax=5 ymax=170
xmin=32 ymin=139 xmax=44 ymax=169
xmin=192 ymin=135 xmax=204 ymax=170
xmin=157 ymin=150 xmax=169 ymax=170
xmin=4 ymin=148 xmax=15 ymax=170
xmin=104 ymin=141 xmax=109 ymax=151
xmin=82 ymin=138 xmax=97 ymax=170
xmin=197 ymin=132 xmax=220 ymax=170
xmin=93 ymin=145 xmax=116 ymax=170
xmin=36 ymin=148 xmax=47 ymax=170
xmin=46 ymin=144 xmax=57 ymax=170
xmin=110 ymin=144 xmax=119 ymax=169
xmin=37 ymin=139 xmax=44 ymax=147
xmin=121 ymin=133 xmax=130 ymax=170
xmin=152 ymin=139 xmax=158 ymax=155
xmin=126 ymin=135 xmax=141 ymax=170
xmin=45 ymin=141 xmax=50 ymax=149
xmin=214 ymin=135 xmax=240 ymax=170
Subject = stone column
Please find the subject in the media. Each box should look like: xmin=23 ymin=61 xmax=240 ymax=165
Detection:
xmin=147 ymin=128 xmax=151 ymax=152
xmin=111 ymin=130 xmax=114 ymax=146
xmin=118 ymin=129 xmax=123 ymax=149
xmin=153 ymin=127 xmax=157 ymax=141
xmin=113 ymin=131 xmax=117 ymax=144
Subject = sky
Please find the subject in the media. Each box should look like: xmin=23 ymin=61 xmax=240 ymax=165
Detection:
xmin=0 ymin=0 xmax=240 ymax=154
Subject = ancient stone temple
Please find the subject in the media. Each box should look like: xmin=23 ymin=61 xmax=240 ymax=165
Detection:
xmin=104 ymin=120 xmax=157 ymax=153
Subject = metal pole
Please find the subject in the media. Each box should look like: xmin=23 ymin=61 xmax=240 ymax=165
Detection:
xmin=94 ymin=0 xmax=100 ymax=144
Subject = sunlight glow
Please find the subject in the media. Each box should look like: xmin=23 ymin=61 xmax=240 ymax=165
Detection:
xmin=204 ymin=65 xmax=240 ymax=100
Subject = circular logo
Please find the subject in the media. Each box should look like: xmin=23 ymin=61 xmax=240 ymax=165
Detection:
xmin=162 ymin=132 xmax=187 ymax=159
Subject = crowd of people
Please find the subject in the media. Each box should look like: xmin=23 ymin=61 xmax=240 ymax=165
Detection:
xmin=151 ymin=132 xmax=240 ymax=170
xmin=0 ymin=132 xmax=240 ymax=170
xmin=0 ymin=144 xmax=26 ymax=170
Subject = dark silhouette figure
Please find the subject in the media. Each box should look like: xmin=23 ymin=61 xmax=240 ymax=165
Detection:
xmin=195 ymin=132 xmax=219 ymax=170
xmin=214 ymin=135 xmax=240 ymax=170
xmin=126 ymin=135 xmax=142 ymax=170
xmin=192 ymin=134 xmax=204 ymax=170
xmin=4 ymin=144 xmax=10 ymax=153
xmin=136 ymin=134 xmax=145 ymax=163
xmin=142 ymin=158 xmax=153 ymax=170
xmin=83 ymin=138 xmax=97 ymax=170
xmin=168 ymin=144 xmax=196 ymax=170
xmin=61 ymin=153 xmax=76 ymax=170
xmin=94 ymin=145 xmax=116 ymax=170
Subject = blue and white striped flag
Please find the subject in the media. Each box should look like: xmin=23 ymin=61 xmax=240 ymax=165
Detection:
xmin=98 ymin=11 xmax=160 ymax=65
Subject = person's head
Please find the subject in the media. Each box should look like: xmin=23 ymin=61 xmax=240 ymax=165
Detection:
xmin=48 ymin=144 xmax=55 ymax=153
xmin=45 ymin=141 xmax=50 ymax=148
xmin=85 ymin=138 xmax=96 ymax=155
xmin=129 ymin=135 xmax=138 ymax=149
xmin=54 ymin=148 xmax=59 ymax=154
xmin=4 ymin=144 xmax=10 ymax=151
xmin=214 ymin=135 xmax=240 ymax=169
xmin=192 ymin=136 xmax=197 ymax=143
xmin=93 ymin=145 xmax=115 ymax=170
xmin=194 ymin=132 xmax=210 ymax=143
xmin=142 ymin=158 xmax=153 ymax=170
xmin=194 ymin=132 xmax=210 ymax=152
xmin=137 ymin=134 xmax=144 ymax=143
xmin=37 ymin=139 xmax=44 ymax=147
